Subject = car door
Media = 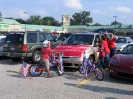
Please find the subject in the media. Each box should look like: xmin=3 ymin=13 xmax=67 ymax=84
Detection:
xmin=93 ymin=34 xmax=100 ymax=62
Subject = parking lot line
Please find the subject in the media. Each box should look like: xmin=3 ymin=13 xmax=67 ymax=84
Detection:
xmin=76 ymin=68 xmax=108 ymax=87
xmin=76 ymin=75 xmax=95 ymax=87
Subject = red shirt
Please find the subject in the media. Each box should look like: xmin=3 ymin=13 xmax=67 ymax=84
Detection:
xmin=101 ymin=40 xmax=110 ymax=54
xmin=107 ymin=38 xmax=116 ymax=48
xmin=41 ymin=47 xmax=53 ymax=59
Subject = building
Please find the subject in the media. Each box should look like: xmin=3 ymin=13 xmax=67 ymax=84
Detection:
xmin=0 ymin=14 xmax=133 ymax=36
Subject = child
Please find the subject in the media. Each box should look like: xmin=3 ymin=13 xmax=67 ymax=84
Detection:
xmin=41 ymin=40 xmax=53 ymax=78
xmin=97 ymin=42 xmax=106 ymax=69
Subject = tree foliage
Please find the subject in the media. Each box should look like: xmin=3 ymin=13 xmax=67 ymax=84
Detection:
xmin=42 ymin=16 xmax=61 ymax=26
xmin=27 ymin=15 xmax=43 ymax=25
xmin=92 ymin=23 xmax=103 ymax=26
xmin=15 ymin=18 xmax=26 ymax=24
xmin=70 ymin=11 xmax=93 ymax=26
xmin=110 ymin=21 xmax=122 ymax=26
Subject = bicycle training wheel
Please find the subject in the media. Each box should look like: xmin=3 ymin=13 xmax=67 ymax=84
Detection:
xmin=57 ymin=64 xmax=64 ymax=76
xmin=29 ymin=65 xmax=43 ymax=77
xmin=94 ymin=67 xmax=104 ymax=81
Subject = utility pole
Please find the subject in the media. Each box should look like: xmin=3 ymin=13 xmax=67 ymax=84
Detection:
xmin=113 ymin=16 xmax=117 ymax=29
xmin=23 ymin=12 xmax=27 ymax=32
xmin=113 ymin=16 xmax=117 ymax=35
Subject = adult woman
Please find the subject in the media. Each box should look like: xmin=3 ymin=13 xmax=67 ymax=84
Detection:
xmin=101 ymin=34 xmax=110 ymax=68
xmin=107 ymin=33 xmax=118 ymax=57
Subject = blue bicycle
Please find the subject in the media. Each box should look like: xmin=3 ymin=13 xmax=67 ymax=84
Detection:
xmin=79 ymin=54 xmax=104 ymax=81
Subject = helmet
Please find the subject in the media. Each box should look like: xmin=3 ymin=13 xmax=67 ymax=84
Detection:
xmin=43 ymin=40 xmax=50 ymax=47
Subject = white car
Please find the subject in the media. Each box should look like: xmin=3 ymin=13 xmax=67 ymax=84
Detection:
xmin=0 ymin=36 xmax=6 ymax=56
xmin=116 ymin=36 xmax=133 ymax=53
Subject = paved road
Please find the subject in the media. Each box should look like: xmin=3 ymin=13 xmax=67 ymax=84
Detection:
xmin=0 ymin=57 xmax=133 ymax=99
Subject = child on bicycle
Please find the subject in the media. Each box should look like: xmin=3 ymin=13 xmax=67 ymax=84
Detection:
xmin=97 ymin=41 xmax=106 ymax=69
xmin=41 ymin=40 xmax=53 ymax=78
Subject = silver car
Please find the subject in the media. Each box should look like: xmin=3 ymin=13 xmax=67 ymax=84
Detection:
xmin=116 ymin=36 xmax=133 ymax=53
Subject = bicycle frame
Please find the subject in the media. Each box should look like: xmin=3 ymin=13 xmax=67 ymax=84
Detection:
xmin=82 ymin=54 xmax=95 ymax=79
xmin=50 ymin=52 xmax=63 ymax=66
xmin=50 ymin=52 xmax=64 ymax=75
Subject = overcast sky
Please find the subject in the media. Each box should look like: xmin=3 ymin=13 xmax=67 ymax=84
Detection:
xmin=0 ymin=0 xmax=133 ymax=25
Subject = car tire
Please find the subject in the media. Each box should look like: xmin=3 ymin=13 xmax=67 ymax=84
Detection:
xmin=32 ymin=50 xmax=41 ymax=63
xmin=11 ymin=58 xmax=21 ymax=62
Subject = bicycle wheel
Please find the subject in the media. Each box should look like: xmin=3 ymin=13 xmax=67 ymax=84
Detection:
xmin=78 ymin=65 xmax=84 ymax=74
xmin=29 ymin=65 xmax=43 ymax=77
xmin=57 ymin=64 xmax=64 ymax=76
xmin=94 ymin=66 xmax=104 ymax=81
xmin=78 ymin=65 xmax=90 ymax=75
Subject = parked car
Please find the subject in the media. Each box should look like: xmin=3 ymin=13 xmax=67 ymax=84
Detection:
xmin=93 ymin=28 xmax=115 ymax=34
xmin=58 ymin=33 xmax=73 ymax=41
xmin=0 ymin=36 xmax=6 ymax=56
xmin=116 ymin=36 xmax=133 ymax=53
xmin=2 ymin=31 xmax=62 ymax=63
xmin=109 ymin=43 xmax=133 ymax=80
xmin=54 ymin=32 xmax=100 ymax=68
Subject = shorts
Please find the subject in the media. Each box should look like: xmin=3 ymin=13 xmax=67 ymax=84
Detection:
xmin=42 ymin=59 xmax=49 ymax=69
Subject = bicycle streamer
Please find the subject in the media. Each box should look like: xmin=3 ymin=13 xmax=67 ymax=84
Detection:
xmin=82 ymin=55 xmax=95 ymax=79
xmin=50 ymin=52 xmax=64 ymax=74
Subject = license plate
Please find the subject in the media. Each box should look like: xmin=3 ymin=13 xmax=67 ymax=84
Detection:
xmin=10 ymin=47 xmax=15 ymax=50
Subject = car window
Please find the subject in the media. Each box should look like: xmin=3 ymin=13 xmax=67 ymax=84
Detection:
xmin=121 ymin=45 xmax=133 ymax=54
xmin=116 ymin=38 xmax=126 ymax=43
xmin=63 ymin=34 xmax=94 ymax=45
xmin=39 ymin=33 xmax=46 ymax=42
xmin=0 ymin=38 xmax=5 ymax=43
xmin=94 ymin=35 xmax=100 ymax=44
xmin=4 ymin=34 xmax=24 ymax=43
xmin=46 ymin=33 xmax=55 ymax=41
xmin=27 ymin=33 xmax=37 ymax=43
xmin=128 ymin=37 xmax=133 ymax=43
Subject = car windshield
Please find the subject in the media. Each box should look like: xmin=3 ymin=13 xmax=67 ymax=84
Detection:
xmin=116 ymin=38 xmax=126 ymax=43
xmin=4 ymin=33 xmax=24 ymax=43
xmin=121 ymin=45 xmax=133 ymax=54
xmin=62 ymin=34 xmax=94 ymax=45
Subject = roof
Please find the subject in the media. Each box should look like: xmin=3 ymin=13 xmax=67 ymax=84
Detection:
xmin=0 ymin=18 xmax=20 ymax=24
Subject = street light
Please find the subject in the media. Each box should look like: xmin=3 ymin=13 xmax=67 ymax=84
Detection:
xmin=113 ymin=16 xmax=117 ymax=29
xmin=23 ymin=12 xmax=27 ymax=31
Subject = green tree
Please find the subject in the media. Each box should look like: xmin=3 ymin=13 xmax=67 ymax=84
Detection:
xmin=15 ymin=18 xmax=26 ymax=24
xmin=27 ymin=15 xmax=43 ymax=25
xmin=92 ymin=23 xmax=103 ymax=26
xmin=42 ymin=16 xmax=61 ymax=26
xmin=110 ymin=21 xmax=122 ymax=26
xmin=70 ymin=11 xmax=93 ymax=26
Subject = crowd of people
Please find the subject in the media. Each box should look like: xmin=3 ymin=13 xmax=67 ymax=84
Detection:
xmin=97 ymin=33 xmax=118 ymax=69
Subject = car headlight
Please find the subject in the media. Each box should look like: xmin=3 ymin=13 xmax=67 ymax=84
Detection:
xmin=110 ymin=58 xmax=119 ymax=65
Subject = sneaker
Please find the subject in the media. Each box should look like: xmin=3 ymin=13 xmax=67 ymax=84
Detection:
xmin=46 ymin=75 xmax=53 ymax=78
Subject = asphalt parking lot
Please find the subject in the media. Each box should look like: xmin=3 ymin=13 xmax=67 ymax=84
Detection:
xmin=0 ymin=57 xmax=133 ymax=99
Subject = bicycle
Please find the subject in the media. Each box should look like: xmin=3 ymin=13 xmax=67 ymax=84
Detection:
xmin=78 ymin=53 xmax=104 ymax=81
xmin=28 ymin=52 xmax=64 ymax=77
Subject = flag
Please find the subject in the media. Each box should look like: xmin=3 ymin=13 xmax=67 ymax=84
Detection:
xmin=52 ymin=29 xmax=57 ymax=36
xmin=19 ymin=61 xmax=30 ymax=78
